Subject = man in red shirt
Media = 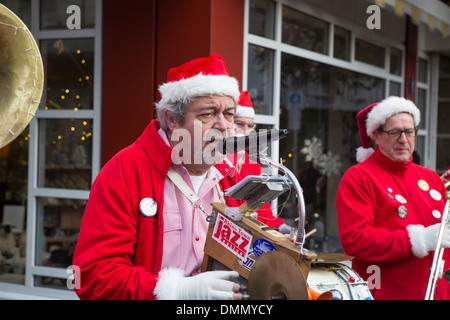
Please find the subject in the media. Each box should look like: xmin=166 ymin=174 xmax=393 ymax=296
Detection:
xmin=73 ymin=54 xmax=244 ymax=300
xmin=336 ymin=96 xmax=450 ymax=299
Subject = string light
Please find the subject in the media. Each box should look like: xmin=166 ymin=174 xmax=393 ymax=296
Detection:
xmin=46 ymin=46 xmax=95 ymax=146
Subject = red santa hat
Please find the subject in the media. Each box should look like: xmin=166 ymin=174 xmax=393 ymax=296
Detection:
xmin=235 ymin=91 xmax=255 ymax=119
xmin=157 ymin=54 xmax=240 ymax=106
xmin=356 ymin=96 xmax=421 ymax=163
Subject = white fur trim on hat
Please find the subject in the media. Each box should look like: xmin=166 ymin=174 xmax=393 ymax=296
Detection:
xmin=366 ymin=96 xmax=421 ymax=139
xmin=356 ymin=147 xmax=375 ymax=163
xmin=235 ymin=105 xmax=255 ymax=118
xmin=158 ymin=73 xmax=240 ymax=106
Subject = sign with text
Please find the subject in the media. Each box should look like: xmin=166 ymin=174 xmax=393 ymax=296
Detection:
xmin=212 ymin=214 xmax=252 ymax=260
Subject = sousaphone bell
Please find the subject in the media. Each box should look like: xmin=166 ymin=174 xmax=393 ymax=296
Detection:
xmin=0 ymin=4 xmax=43 ymax=148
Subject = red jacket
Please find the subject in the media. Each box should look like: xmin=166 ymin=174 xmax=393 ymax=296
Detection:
xmin=73 ymin=120 xmax=280 ymax=299
xmin=336 ymin=147 xmax=449 ymax=300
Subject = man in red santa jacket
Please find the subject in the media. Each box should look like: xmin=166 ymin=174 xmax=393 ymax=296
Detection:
xmin=336 ymin=96 xmax=450 ymax=300
xmin=73 ymin=54 xmax=277 ymax=300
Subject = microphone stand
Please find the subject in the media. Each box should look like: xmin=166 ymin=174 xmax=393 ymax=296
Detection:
xmin=256 ymin=151 xmax=306 ymax=254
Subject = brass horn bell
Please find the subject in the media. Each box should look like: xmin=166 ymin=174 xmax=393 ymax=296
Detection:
xmin=0 ymin=4 xmax=44 ymax=148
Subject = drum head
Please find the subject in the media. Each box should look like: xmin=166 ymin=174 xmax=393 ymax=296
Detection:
xmin=0 ymin=4 xmax=43 ymax=148
xmin=247 ymin=251 xmax=308 ymax=300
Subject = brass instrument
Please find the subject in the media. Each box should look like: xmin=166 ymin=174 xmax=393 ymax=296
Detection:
xmin=441 ymin=168 xmax=450 ymax=189
xmin=0 ymin=4 xmax=43 ymax=148
xmin=425 ymin=191 xmax=450 ymax=300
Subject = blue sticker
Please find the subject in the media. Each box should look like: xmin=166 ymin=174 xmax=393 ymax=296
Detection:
xmin=252 ymin=239 xmax=276 ymax=257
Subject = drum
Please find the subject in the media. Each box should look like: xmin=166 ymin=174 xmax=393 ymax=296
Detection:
xmin=307 ymin=263 xmax=373 ymax=300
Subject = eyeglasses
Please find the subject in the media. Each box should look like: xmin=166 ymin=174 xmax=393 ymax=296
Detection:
xmin=234 ymin=120 xmax=256 ymax=131
xmin=378 ymin=128 xmax=417 ymax=139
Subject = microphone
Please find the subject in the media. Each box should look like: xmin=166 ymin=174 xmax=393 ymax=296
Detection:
xmin=218 ymin=129 xmax=288 ymax=155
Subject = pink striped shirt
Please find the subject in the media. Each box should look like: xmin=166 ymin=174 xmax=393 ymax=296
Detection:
xmin=158 ymin=129 xmax=228 ymax=276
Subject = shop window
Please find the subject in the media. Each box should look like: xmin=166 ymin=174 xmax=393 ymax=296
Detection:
xmin=33 ymin=0 xmax=98 ymax=294
xmin=389 ymin=81 xmax=401 ymax=96
xmin=277 ymin=53 xmax=385 ymax=252
xmin=355 ymin=38 xmax=385 ymax=68
xmin=0 ymin=0 xmax=31 ymax=27
xmin=438 ymin=78 xmax=450 ymax=99
xmin=249 ymin=0 xmax=275 ymax=39
xmin=390 ymin=47 xmax=402 ymax=76
xmin=247 ymin=44 xmax=274 ymax=115
xmin=436 ymin=101 xmax=450 ymax=166
xmin=40 ymin=0 xmax=95 ymax=30
xmin=418 ymin=58 xmax=428 ymax=83
xmin=333 ymin=26 xmax=351 ymax=61
xmin=0 ymin=130 xmax=28 ymax=285
xmin=417 ymin=88 xmax=427 ymax=130
xmin=40 ymin=38 xmax=94 ymax=110
xmin=437 ymin=101 xmax=450 ymax=148
xmin=437 ymin=54 xmax=450 ymax=174
xmin=245 ymin=0 xmax=411 ymax=254
xmin=35 ymin=197 xmax=84 ymax=271
xmin=414 ymin=135 xmax=425 ymax=165
xmin=416 ymin=55 xmax=429 ymax=165
xmin=282 ymin=5 xmax=329 ymax=55
xmin=37 ymin=119 xmax=93 ymax=190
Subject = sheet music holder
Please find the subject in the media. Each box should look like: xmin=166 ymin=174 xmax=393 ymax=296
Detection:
xmin=225 ymin=175 xmax=291 ymax=213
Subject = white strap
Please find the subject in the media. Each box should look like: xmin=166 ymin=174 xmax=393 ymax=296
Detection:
xmin=166 ymin=167 xmax=200 ymax=206
xmin=166 ymin=167 xmax=227 ymax=220
xmin=167 ymin=167 xmax=214 ymax=219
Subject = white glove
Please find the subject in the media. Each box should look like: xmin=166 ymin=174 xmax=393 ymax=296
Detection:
xmin=154 ymin=268 xmax=239 ymax=300
xmin=407 ymin=223 xmax=450 ymax=258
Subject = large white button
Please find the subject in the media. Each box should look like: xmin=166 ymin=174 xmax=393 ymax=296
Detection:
xmin=432 ymin=210 xmax=441 ymax=219
xmin=430 ymin=189 xmax=442 ymax=201
xmin=139 ymin=198 xmax=158 ymax=217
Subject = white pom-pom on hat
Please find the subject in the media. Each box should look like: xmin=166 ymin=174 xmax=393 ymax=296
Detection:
xmin=235 ymin=91 xmax=255 ymax=119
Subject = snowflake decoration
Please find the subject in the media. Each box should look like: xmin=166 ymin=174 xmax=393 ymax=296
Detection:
xmin=301 ymin=137 xmax=342 ymax=177
xmin=300 ymin=136 xmax=323 ymax=163
xmin=317 ymin=151 xmax=342 ymax=177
